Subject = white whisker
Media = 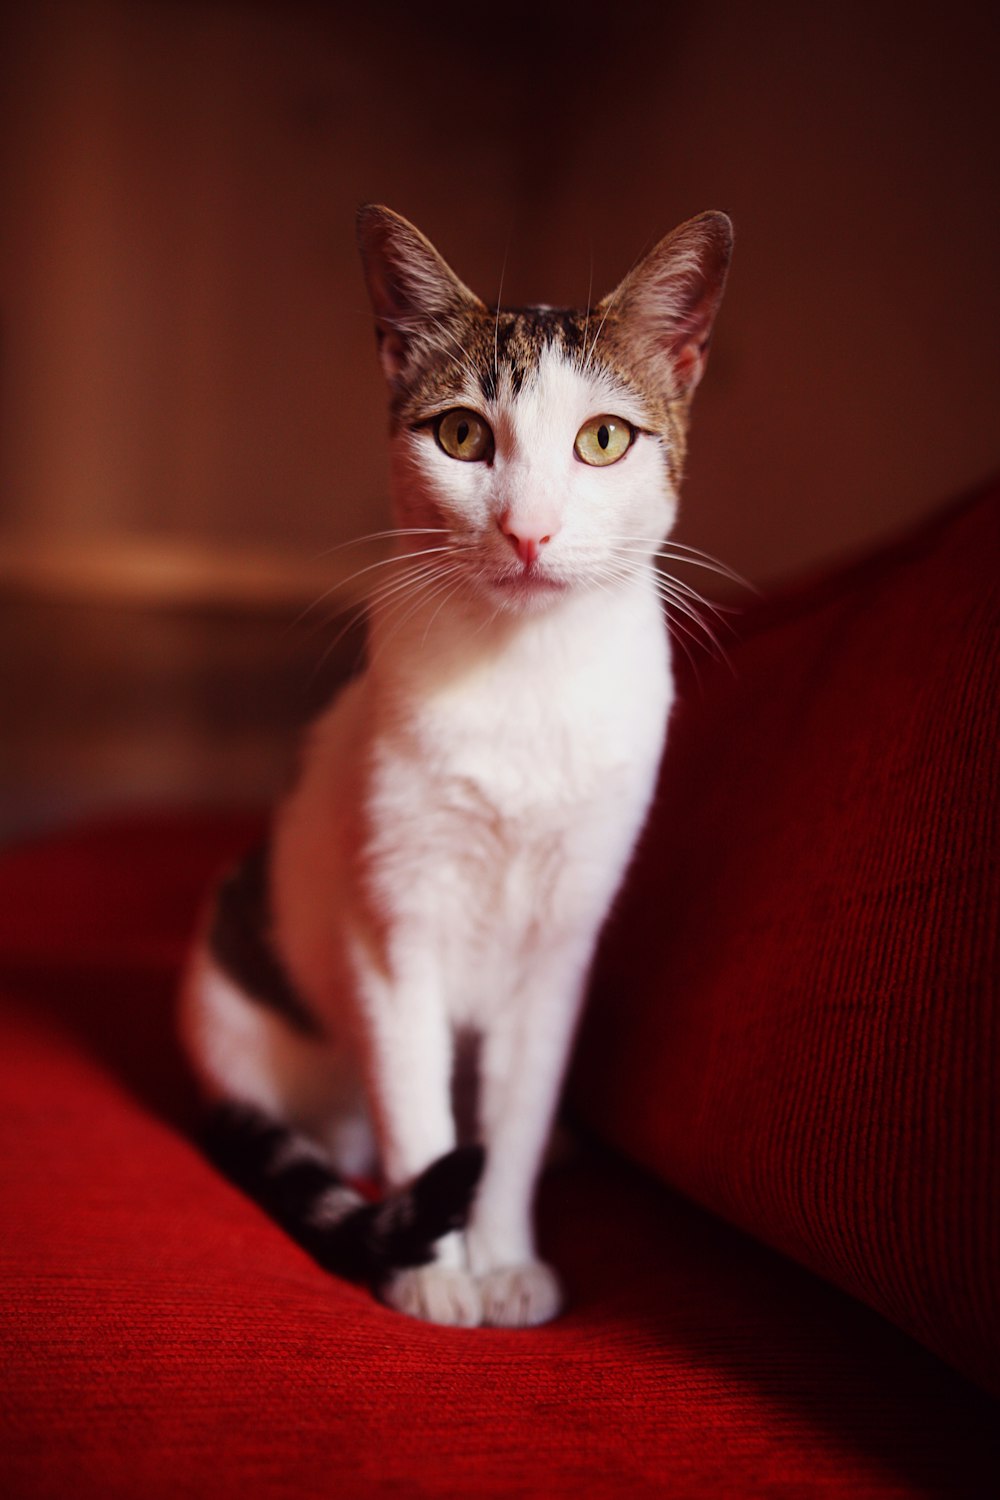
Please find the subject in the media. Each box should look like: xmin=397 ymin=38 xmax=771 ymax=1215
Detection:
xmin=583 ymin=237 xmax=651 ymax=372
xmin=603 ymin=546 xmax=735 ymax=669
xmin=421 ymin=571 xmax=474 ymax=646
xmin=594 ymin=554 xmax=710 ymax=678
xmin=654 ymin=586 xmax=733 ymax=670
xmin=312 ymin=527 xmax=450 ymax=562
xmin=425 ymin=311 xmax=483 ymax=389
xmin=605 ymin=535 xmax=756 ymax=594
xmin=583 ymin=295 xmax=616 ymax=374
xmin=493 ymin=235 xmax=510 ymax=385
xmin=653 ymin=572 xmax=733 ymax=627
xmin=306 ymin=551 xmax=461 ymax=679
xmin=608 ymin=547 xmax=734 ymax=628
xmin=580 ymin=251 xmax=594 ymax=373
xmin=366 ymin=558 xmax=456 ymax=614
xmin=294 ymin=545 xmax=457 ymax=631
xmin=370 ymin=561 xmax=470 ymax=665
xmin=383 ymin=312 xmax=481 ymax=389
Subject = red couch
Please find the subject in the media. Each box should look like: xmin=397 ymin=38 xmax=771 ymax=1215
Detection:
xmin=2 ymin=482 xmax=997 ymax=1497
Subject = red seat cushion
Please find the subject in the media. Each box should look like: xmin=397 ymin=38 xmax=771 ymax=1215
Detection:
xmin=0 ymin=815 xmax=996 ymax=1495
xmin=574 ymin=480 xmax=1000 ymax=1396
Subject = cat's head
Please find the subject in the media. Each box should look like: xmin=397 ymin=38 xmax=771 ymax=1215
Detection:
xmin=357 ymin=205 xmax=732 ymax=613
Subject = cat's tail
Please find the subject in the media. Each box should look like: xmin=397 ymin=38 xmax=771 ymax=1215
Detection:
xmin=201 ymin=1103 xmax=483 ymax=1288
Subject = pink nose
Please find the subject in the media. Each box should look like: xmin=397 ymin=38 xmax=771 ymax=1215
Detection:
xmin=500 ymin=520 xmax=556 ymax=567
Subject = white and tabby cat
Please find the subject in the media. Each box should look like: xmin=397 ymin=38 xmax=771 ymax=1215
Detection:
xmin=181 ymin=204 xmax=732 ymax=1326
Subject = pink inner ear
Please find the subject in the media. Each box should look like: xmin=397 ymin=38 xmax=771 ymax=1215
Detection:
xmin=671 ymin=333 xmax=708 ymax=392
xmin=659 ymin=264 xmax=726 ymax=395
xmin=640 ymin=274 xmax=722 ymax=398
xmin=376 ymin=322 xmax=409 ymax=382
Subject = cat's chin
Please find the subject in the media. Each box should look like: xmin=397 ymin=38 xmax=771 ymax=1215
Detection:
xmin=485 ymin=569 xmax=569 ymax=612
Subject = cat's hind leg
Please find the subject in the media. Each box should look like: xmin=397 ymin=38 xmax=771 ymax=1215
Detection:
xmin=180 ymin=945 xmax=376 ymax=1178
xmin=181 ymin=841 xmax=377 ymax=1174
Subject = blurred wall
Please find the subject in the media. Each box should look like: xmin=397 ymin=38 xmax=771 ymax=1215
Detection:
xmin=0 ymin=0 xmax=520 ymax=565
xmin=1 ymin=0 xmax=998 ymax=589
xmin=529 ymin=1 xmax=1000 ymax=582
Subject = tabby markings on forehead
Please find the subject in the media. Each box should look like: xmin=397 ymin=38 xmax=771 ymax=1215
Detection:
xmin=394 ymin=306 xmax=596 ymax=425
xmin=479 ymin=309 xmax=593 ymax=403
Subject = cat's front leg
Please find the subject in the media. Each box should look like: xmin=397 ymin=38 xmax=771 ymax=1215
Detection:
xmin=356 ymin=964 xmax=482 ymax=1327
xmin=465 ymin=959 xmax=588 ymax=1328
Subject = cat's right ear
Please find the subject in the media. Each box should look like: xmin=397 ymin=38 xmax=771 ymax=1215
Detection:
xmin=601 ymin=211 xmax=734 ymax=402
xmin=356 ymin=206 xmax=485 ymax=387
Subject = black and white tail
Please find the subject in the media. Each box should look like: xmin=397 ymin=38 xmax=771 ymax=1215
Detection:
xmin=201 ymin=1104 xmax=484 ymax=1291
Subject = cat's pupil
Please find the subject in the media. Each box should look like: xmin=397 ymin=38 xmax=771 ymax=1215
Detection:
xmin=457 ymin=420 xmax=469 ymax=446
xmin=598 ymin=424 xmax=610 ymax=450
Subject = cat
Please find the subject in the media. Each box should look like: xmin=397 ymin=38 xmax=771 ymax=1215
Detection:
xmin=180 ymin=203 xmax=732 ymax=1327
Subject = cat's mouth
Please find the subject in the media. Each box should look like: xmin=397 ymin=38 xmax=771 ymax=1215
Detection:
xmin=490 ymin=567 xmax=567 ymax=599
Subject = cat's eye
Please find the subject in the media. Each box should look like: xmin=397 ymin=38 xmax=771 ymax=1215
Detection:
xmin=435 ymin=408 xmax=493 ymax=462
xmin=574 ymin=415 xmax=633 ymax=467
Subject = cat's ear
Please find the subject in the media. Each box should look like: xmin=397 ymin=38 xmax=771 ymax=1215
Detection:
xmin=356 ymin=205 xmax=485 ymax=386
xmin=601 ymin=212 xmax=733 ymax=400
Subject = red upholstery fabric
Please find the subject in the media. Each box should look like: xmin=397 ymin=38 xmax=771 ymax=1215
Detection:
xmin=0 ymin=816 xmax=997 ymax=1496
xmin=575 ymin=479 xmax=999 ymax=1397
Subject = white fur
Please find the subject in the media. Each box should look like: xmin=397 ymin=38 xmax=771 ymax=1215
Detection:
xmin=183 ymin=344 xmax=676 ymax=1326
xmin=179 ymin=951 xmax=377 ymax=1177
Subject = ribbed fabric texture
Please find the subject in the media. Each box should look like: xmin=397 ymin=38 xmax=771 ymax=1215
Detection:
xmin=575 ymin=480 xmax=999 ymax=1397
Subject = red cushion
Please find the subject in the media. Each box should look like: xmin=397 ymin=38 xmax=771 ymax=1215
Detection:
xmin=0 ymin=816 xmax=996 ymax=1495
xmin=574 ymin=480 xmax=1000 ymax=1396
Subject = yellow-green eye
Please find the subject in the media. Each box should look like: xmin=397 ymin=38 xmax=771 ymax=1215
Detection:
xmin=574 ymin=415 xmax=633 ymax=467
xmin=435 ymin=408 xmax=493 ymax=462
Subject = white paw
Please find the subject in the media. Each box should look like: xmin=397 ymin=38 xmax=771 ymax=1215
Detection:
xmin=478 ymin=1261 xmax=564 ymax=1328
xmin=381 ymin=1265 xmax=482 ymax=1327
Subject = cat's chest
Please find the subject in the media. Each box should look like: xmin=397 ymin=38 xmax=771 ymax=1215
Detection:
xmin=374 ymin=624 xmax=671 ymax=823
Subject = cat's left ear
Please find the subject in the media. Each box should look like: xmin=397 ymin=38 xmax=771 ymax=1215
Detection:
xmin=601 ymin=212 xmax=733 ymax=400
xmin=356 ymin=205 xmax=485 ymax=387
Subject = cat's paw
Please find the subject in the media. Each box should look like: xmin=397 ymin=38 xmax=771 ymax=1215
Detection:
xmin=478 ymin=1260 xmax=564 ymax=1328
xmin=380 ymin=1265 xmax=482 ymax=1327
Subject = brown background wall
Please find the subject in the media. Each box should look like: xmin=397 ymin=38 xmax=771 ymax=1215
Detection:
xmin=1 ymin=0 xmax=998 ymax=830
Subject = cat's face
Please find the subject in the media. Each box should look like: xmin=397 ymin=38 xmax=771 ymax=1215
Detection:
xmin=358 ymin=207 xmax=732 ymax=614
